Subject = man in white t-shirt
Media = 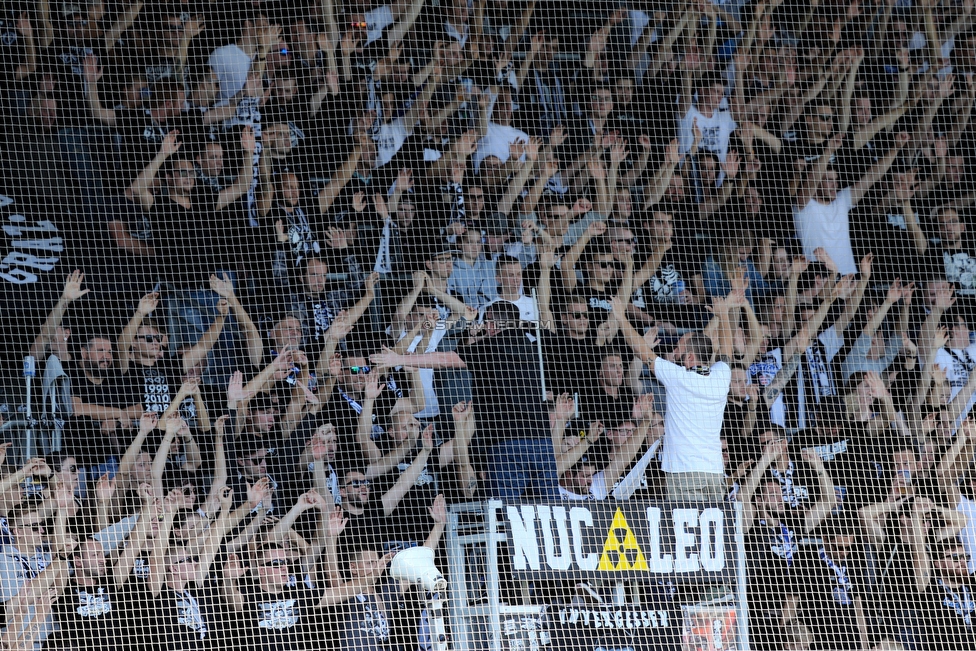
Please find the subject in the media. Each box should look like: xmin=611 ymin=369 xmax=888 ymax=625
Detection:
xmin=208 ymin=16 xmax=274 ymax=105
xmin=373 ymin=70 xmax=443 ymax=168
xmin=611 ymin=294 xmax=734 ymax=501
xmin=793 ymin=131 xmax=908 ymax=275
xmin=935 ymin=309 xmax=976 ymax=419
xmin=678 ymin=70 xmax=737 ymax=163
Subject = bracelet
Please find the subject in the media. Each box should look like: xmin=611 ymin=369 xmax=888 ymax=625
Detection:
xmin=256 ymin=56 xmax=267 ymax=61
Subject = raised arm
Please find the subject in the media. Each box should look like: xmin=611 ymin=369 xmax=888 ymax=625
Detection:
xmin=81 ymin=55 xmax=117 ymax=125
xmin=318 ymin=141 xmax=364 ymax=214
xmin=795 ymin=134 xmax=844 ymax=206
xmin=387 ymin=0 xmax=425 ymax=45
xmin=102 ymin=0 xmax=143 ymax=52
xmin=850 ymin=132 xmax=909 ymax=206
xmin=117 ymin=291 xmax=158 ymax=374
xmin=128 ymin=131 xmax=181 ymax=211
xmin=30 ymin=270 xmax=90 ymax=360
xmin=215 ymin=127 xmax=258 ymax=211
xmin=642 ymin=140 xmax=681 ymax=210
xmin=610 ymin=297 xmax=659 ymax=367
xmin=561 ymin=221 xmax=606 ymax=290
xmin=381 ymin=427 xmax=434 ymax=515
xmin=799 ymin=448 xmax=838 ymax=532
xmin=740 ymin=439 xmax=786 ymax=533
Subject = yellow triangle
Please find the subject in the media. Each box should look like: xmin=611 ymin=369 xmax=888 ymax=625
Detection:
xmin=597 ymin=509 xmax=649 ymax=572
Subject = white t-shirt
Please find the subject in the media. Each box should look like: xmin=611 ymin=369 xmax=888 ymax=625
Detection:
xmin=654 ymin=357 xmax=731 ymax=475
xmin=208 ymin=44 xmax=251 ymax=105
xmin=405 ymin=327 xmax=448 ymax=419
xmin=936 ymin=345 xmax=976 ymax=420
xmin=678 ymin=105 xmax=737 ymax=162
xmin=374 ymin=118 xmax=411 ymax=168
xmin=363 ymin=5 xmax=395 ymax=46
xmin=793 ymin=187 xmax=857 ymax=275
xmin=958 ymin=495 xmax=976 ymax=574
xmin=936 ymin=345 xmax=976 ymax=398
xmin=473 ymin=122 xmax=529 ymax=172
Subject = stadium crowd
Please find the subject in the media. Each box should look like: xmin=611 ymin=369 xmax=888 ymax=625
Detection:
xmin=0 ymin=0 xmax=976 ymax=649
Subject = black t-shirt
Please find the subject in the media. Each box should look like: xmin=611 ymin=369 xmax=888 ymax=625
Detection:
xmin=64 ymin=363 xmax=139 ymax=464
xmin=67 ymin=362 xmax=139 ymax=413
xmin=541 ymin=331 xmax=597 ymax=397
xmin=327 ymin=379 xmax=401 ymax=466
xmin=920 ymin=579 xmax=976 ymax=650
xmin=745 ymin=516 xmax=802 ymax=616
xmin=455 ymin=331 xmax=551 ymax=447
xmin=51 ymin=578 xmax=137 ymax=651
xmin=372 ymin=440 xmax=437 ymax=548
xmin=133 ymin=583 xmax=224 ymax=651
xmin=129 ymin=358 xmax=184 ymax=417
xmin=114 ymin=110 xmax=208 ymax=185
xmin=794 ymin=425 xmax=877 ymax=512
xmin=232 ymin=581 xmax=319 ymax=651
xmin=795 ymin=546 xmax=866 ymax=650
xmin=336 ymin=501 xmax=390 ymax=562
xmin=267 ymin=202 xmax=321 ymax=287
xmin=149 ymin=187 xmax=224 ymax=287
xmin=631 ymin=248 xmax=695 ymax=309
xmin=42 ymin=41 xmax=105 ymax=128
xmin=854 ymin=200 xmax=925 ymax=286
xmin=579 ymin=384 xmax=636 ymax=431
xmin=923 ymin=239 xmax=976 ymax=299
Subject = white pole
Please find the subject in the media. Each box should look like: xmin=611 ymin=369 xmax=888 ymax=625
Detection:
xmin=531 ymin=289 xmax=546 ymax=401
xmin=23 ymin=356 xmax=35 ymax=461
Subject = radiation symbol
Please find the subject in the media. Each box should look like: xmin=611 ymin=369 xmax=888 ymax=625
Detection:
xmin=597 ymin=508 xmax=648 ymax=571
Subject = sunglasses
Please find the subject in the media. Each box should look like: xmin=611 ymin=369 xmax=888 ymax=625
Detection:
xmin=348 ymin=365 xmax=371 ymax=374
xmin=568 ymin=311 xmax=589 ymax=319
xmin=594 ymin=261 xmax=615 ymax=269
xmin=172 ymin=169 xmax=194 ymax=178
xmin=345 ymin=479 xmax=370 ymax=488
xmin=142 ymin=334 xmax=165 ymax=343
xmin=20 ymin=523 xmax=45 ymax=532
xmin=173 ymin=556 xmax=199 ymax=565
xmin=942 ymin=553 xmax=967 ymax=561
xmin=261 ymin=558 xmax=289 ymax=568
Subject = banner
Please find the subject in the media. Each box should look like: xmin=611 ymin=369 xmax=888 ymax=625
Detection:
xmin=500 ymin=502 xmax=736 ymax=582
xmin=0 ymin=190 xmax=65 ymax=317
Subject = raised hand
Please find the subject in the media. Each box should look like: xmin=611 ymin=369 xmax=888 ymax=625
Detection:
xmin=429 ymin=494 xmax=448 ymax=524
xmin=61 ymin=270 xmax=90 ymax=302
xmin=160 ymin=131 xmax=182 ymax=157
xmin=226 ymin=371 xmax=246 ymax=407
xmin=94 ymin=472 xmax=116 ymax=503
xmin=247 ymin=477 xmax=272 ymax=509
xmin=422 ymin=424 xmax=435 ymax=452
xmin=206 ymin=486 xmax=228 ymax=513
xmin=209 ymin=273 xmax=235 ymax=298
xmin=814 ymin=247 xmax=838 ymax=274
xmin=137 ymin=291 xmax=159 ymax=316
xmin=326 ymin=506 xmax=348 ymax=537
xmin=553 ymin=392 xmax=575 ymax=422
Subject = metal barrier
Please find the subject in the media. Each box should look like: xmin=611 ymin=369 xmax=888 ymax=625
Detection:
xmin=446 ymin=500 xmax=749 ymax=651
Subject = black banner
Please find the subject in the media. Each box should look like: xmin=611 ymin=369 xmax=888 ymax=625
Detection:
xmin=500 ymin=502 xmax=737 ymax=582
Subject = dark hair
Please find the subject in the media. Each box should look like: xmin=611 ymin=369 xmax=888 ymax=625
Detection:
xmin=483 ymin=300 xmax=521 ymax=326
xmin=686 ymin=332 xmax=714 ymax=364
